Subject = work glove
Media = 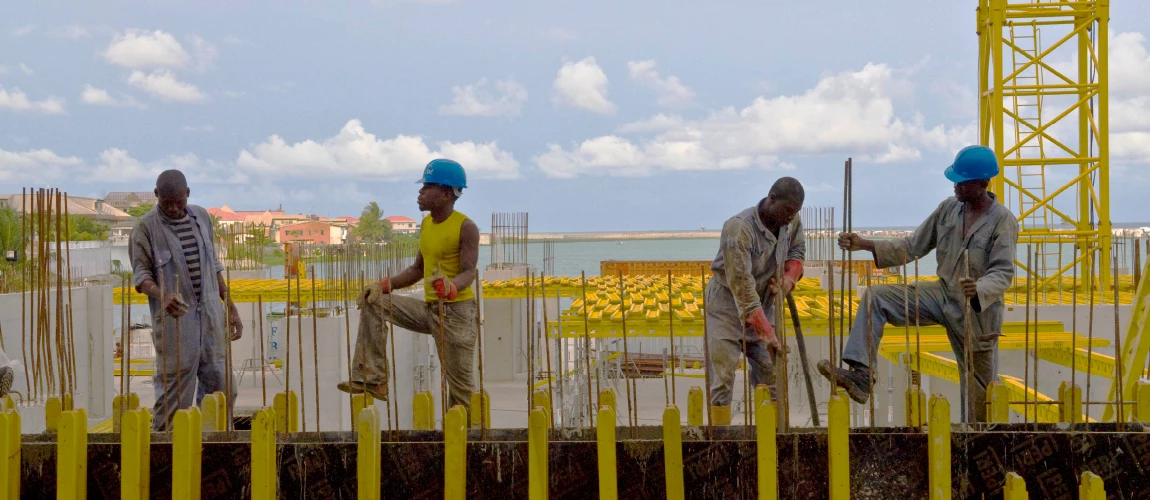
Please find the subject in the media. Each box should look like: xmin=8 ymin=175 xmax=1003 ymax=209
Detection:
xmin=746 ymin=307 xmax=780 ymax=354
xmin=433 ymin=277 xmax=458 ymax=301
xmin=163 ymin=292 xmax=189 ymax=318
xmin=357 ymin=277 xmax=392 ymax=309
xmin=782 ymin=260 xmax=803 ymax=295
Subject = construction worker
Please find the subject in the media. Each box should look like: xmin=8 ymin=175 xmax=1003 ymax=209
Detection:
xmin=338 ymin=159 xmax=479 ymax=411
xmin=130 ymin=170 xmax=243 ymax=431
xmin=706 ymin=177 xmax=805 ymax=425
xmin=818 ymin=145 xmax=1017 ymax=422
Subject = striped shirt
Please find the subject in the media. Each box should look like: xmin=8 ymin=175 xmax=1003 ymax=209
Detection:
xmin=169 ymin=215 xmax=203 ymax=299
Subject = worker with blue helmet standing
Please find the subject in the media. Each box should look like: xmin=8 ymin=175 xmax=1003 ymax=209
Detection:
xmin=338 ymin=159 xmax=481 ymax=412
xmin=818 ymin=145 xmax=1018 ymax=423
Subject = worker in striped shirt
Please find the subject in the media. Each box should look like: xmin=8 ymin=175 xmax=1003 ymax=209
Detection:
xmin=130 ymin=170 xmax=243 ymax=431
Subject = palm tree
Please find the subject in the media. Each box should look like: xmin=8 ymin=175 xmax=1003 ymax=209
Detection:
xmin=353 ymin=202 xmax=392 ymax=242
xmin=0 ymin=207 xmax=23 ymax=257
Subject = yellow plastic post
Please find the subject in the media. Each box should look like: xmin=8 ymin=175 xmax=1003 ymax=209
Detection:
xmin=534 ymin=389 xmax=552 ymax=427
xmin=471 ymin=391 xmax=491 ymax=428
xmin=687 ymin=387 xmax=704 ymax=426
xmin=905 ymin=385 xmax=926 ymax=428
xmin=273 ymin=391 xmax=299 ymax=432
xmin=358 ymin=406 xmax=381 ymax=500
xmin=663 ymin=406 xmax=685 ymax=500
xmin=1003 ymin=472 xmax=1027 ymax=499
xmin=63 ymin=393 xmax=73 ymax=411
xmin=1079 ymin=471 xmax=1105 ymax=499
xmin=756 ymin=400 xmax=777 ymax=500
xmin=352 ymin=393 xmax=373 ymax=423
xmin=753 ymin=384 xmax=770 ymax=410
xmin=46 ymin=396 xmax=63 ymax=433
xmin=528 ymin=408 xmax=549 ymax=500
xmin=1059 ymin=381 xmax=1083 ymax=423
xmin=986 ymin=381 xmax=1010 ymax=423
xmin=928 ymin=395 xmax=951 ymax=500
xmin=121 ymin=409 xmax=152 ymax=500
xmin=1136 ymin=380 xmax=1150 ymax=422
xmin=173 ymin=407 xmax=202 ymax=500
xmin=597 ymin=406 xmax=618 ymax=500
xmin=413 ymin=391 xmax=433 ymax=430
xmin=828 ymin=389 xmax=849 ymax=500
xmin=201 ymin=391 xmax=227 ymax=431
xmin=445 ymin=406 xmax=468 ymax=500
xmin=112 ymin=392 xmax=141 ymax=432
xmin=252 ymin=407 xmax=277 ymax=500
xmin=599 ymin=388 xmax=617 ymax=414
xmin=0 ymin=409 xmax=20 ymax=499
xmin=1 ymin=394 xmax=13 ymax=411
xmin=57 ymin=408 xmax=88 ymax=499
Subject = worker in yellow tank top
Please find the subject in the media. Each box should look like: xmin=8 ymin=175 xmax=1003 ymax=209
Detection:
xmin=338 ymin=159 xmax=481 ymax=412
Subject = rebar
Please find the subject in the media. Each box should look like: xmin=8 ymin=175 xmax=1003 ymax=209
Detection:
xmin=667 ymin=270 xmax=676 ymax=406
xmin=296 ymin=271 xmax=306 ymax=432
xmin=476 ymin=272 xmax=488 ymax=438
xmin=621 ymin=270 xmax=633 ymax=428
xmin=310 ymin=267 xmax=320 ymax=431
xmin=259 ymin=295 xmax=267 ymax=407
xmin=961 ymin=250 xmax=975 ymax=425
xmin=580 ymin=271 xmax=593 ymax=426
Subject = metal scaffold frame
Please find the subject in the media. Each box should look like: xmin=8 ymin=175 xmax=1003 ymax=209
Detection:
xmin=978 ymin=0 xmax=1111 ymax=287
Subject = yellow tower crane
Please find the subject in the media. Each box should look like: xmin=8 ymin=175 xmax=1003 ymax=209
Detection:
xmin=978 ymin=0 xmax=1111 ymax=289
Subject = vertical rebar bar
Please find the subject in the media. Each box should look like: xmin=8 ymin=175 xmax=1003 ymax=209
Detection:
xmin=310 ymin=267 xmax=320 ymax=432
xmin=581 ymin=271 xmax=593 ymax=426
xmin=668 ymin=270 xmax=676 ymax=406
xmin=259 ymin=295 xmax=267 ymax=407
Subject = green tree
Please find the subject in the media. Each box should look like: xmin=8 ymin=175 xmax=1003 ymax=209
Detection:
xmin=352 ymin=202 xmax=393 ymax=242
xmin=126 ymin=203 xmax=154 ymax=218
xmin=68 ymin=216 xmax=109 ymax=241
xmin=0 ymin=207 xmax=24 ymax=257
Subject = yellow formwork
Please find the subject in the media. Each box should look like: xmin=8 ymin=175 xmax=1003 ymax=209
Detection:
xmin=444 ymin=406 xmax=467 ymax=500
xmin=251 ymin=407 xmax=277 ymax=500
xmin=596 ymin=406 xmax=618 ymax=500
xmin=121 ymin=408 xmax=151 ymax=500
xmin=357 ymin=406 xmax=381 ymax=500
xmin=0 ymin=408 xmax=19 ymax=500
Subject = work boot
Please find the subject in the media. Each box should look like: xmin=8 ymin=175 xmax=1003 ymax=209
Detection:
xmin=0 ymin=366 xmax=11 ymax=399
xmin=709 ymin=404 xmax=732 ymax=425
xmin=337 ymin=380 xmax=389 ymax=401
xmin=817 ymin=360 xmax=872 ymax=404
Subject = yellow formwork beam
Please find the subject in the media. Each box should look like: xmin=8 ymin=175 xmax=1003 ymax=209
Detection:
xmin=57 ymin=407 xmax=88 ymax=499
xmin=112 ymin=392 xmax=141 ymax=433
xmin=472 ymin=391 xmax=491 ymax=428
xmin=46 ymin=394 xmax=74 ymax=433
xmin=121 ymin=408 xmax=151 ymax=500
xmin=444 ymin=406 xmax=467 ymax=500
xmin=173 ymin=407 xmax=202 ymax=500
xmin=357 ymin=406 xmax=381 ymax=500
xmin=1137 ymin=381 xmax=1150 ymax=422
xmin=0 ymin=409 xmax=20 ymax=500
xmin=251 ymin=407 xmax=277 ymax=500
xmin=906 ymin=385 xmax=926 ymax=428
xmin=662 ymin=406 xmax=685 ymax=500
xmin=528 ymin=408 xmax=549 ymax=500
xmin=597 ymin=406 xmax=618 ymax=500
xmin=928 ymin=395 xmax=950 ymax=500
xmin=1080 ymin=471 xmax=1105 ymax=499
xmin=757 ymin=400 xmax=777 ymax=500
xmin=201 ymin=391 xmax=228 ymax=431
xmin=351 ymin=394 xmax=373 ymax=424
xmin=273 ymin=391 xmax=298 ymax=432
xmin=1058 ymin=382 xmax=1083 ymax=423
xmin=598 ymin=389 xmax=616 ymax=416
xmin=987 ymin=381 xmax=1011 ymax=423
xmin=1004 ymin=472 xmax=1027 ymax=499
xmin=828 ymin=389 xmax=849 ymax=500
xmin=687 ymin=387 xmax=704 ymax=426
xmin=413 ymin=391 xmax=434 ymax=430
xmin=1106 ymin=258 xmax=1150 ymax=422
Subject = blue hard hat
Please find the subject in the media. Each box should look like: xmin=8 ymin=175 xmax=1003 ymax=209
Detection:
xmin=944 ymin=145 xmax=999 ymax=183
xmin=417 ymin=159 xmax=467 ymax=189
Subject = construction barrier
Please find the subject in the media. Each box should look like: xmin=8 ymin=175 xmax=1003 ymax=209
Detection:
xmin=251 ymin=407 xmax=277 ymax=500
xmin=121 ymin=408 xmax=151 ymax=500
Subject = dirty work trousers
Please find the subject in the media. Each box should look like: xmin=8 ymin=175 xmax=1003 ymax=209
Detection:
xmin=842 ymin=281 xmax=999 ymax=422
xmin=150 ymin=307 xmax=235 ymax=431
xmin=351 ymin=294 xmax=478 ymax=411
xmin=705 ymin=277 xmax=777 ymax=407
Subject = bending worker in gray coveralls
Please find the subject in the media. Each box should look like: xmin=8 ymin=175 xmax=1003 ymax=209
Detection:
xmin=818 ymin=145 xmax=1018 ymax=422
xmin=706 ymin=177 xmax=805 ymax=425
xmin=131 ymin=169 xmax=243 ymax=431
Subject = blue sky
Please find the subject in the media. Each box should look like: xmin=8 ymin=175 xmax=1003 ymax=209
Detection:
xmin=2 ymin=1 xmax=1149 ymax=232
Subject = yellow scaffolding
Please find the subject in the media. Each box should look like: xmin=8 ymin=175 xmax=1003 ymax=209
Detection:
xmin=979 ymin=0 xmax=1111 ymax=287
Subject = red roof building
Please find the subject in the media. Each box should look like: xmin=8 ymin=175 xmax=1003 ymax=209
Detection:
xmin=385 ymin=215 xmax=419 ymax=234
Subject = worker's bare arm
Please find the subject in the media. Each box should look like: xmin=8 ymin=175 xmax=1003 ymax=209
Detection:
xmin=451 ymin=219 xmax=480 ymax=292
xmin=388 ymin=252 xmax=425 ymax=290
xmin=837 ymin=233 xmax=876 ymax=253
xmin=217 ymin=272 xmax=243 ymax=340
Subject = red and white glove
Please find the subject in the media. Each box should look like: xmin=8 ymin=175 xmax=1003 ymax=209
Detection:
xmin=746 ymin=307 xmax=780 ymax=354
xmin=782 ymin=260 xmax=804 ymax=295
xmin=358 ymin=277 xmax=392 ymax=308
xmin=433 ymin=278 xmax=459 ymax=301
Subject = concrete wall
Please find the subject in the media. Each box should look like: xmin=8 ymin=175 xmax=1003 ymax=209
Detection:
xmin=0 ymin=286 xmax=114 ymax=432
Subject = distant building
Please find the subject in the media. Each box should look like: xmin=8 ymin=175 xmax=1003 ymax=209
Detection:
xmin=276 ymin=220 xmax=349 ymax=245
xmin=385 ymin=215 xmax=418 ymax=235
xmin=105 ymin=191 xmax=158 ymax=211
xmin=0 ymin=194 xmax=135 ymax=239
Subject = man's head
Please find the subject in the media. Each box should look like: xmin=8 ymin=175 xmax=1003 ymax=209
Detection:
xmin=761 ymin=177 xmax=805 ymax=228
xmin=154 ymin=169 xmax=189 ymax=218
xmin=954 ymin=178 xmax=991 ymax=202
xmin=415 ymin=159 xmax=467 ymax=212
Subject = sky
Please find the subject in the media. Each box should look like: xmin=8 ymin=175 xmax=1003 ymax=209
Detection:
xmin=2 ymin=0 xmax=1149 ymax=232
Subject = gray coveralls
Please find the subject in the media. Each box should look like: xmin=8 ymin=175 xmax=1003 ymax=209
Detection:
xmin=130 ymin=205 xmax=235 ymax=431
xmin=842 ymin=194 xmax=1018 ymax=422
xmin=707 ymin=204 xmax=804 ymax=406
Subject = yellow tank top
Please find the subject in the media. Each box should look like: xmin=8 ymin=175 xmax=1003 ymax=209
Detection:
xmin=420 ymin=210 xmax=475 ymax=302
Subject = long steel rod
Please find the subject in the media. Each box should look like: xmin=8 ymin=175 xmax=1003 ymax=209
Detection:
xmin=1024 ymin=246 xmax=1032 ymax=424
xmin=297 ymin=270 xmax=306 ymax=432
xmin=580 ymin=271 xmax=593 ymax=426
xmin=259 ymin=295 xmax=267 ymax=407
xmin=667 ymin=270 xmax=676 ymax=406
xmin=310 ymin=267 xmax=320 ymax=431
xmin=476 ymin=272 xmax=488 ymax=438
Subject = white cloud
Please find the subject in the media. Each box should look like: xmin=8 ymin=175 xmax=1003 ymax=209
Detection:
xmin=103 ymin=30 xmax=191 ymax=68
xmin=537 ymin=63 xmax=971 ymax=177
xmin=552 ymin=57 xmax=615 ymax=115
xmin=127 ymin=70 xmax=207 ymax=102
xmin=0 ymin=147 xmax=82 ymax=182
xmin=628 ymin=60 xmax=694 ymax=108
xmin=80 ymin=85 xmax=146 ymax=108
xmin=91 ymin=148 xmax=247 ymax=185
xmin=188 ymin=35 xmax=219 ymax=71
xmin=1111 ymin=32 xmax=1150 ymax=96
xmin=0 ymin=86 xmax=65 ymax=114
xmin=18 ymin=63 xmax=33 ymax=76
xmin=236 ymin=119 xmax=520 ymax=181
xmin=439 ymin=77 xmax=527 ymax=117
